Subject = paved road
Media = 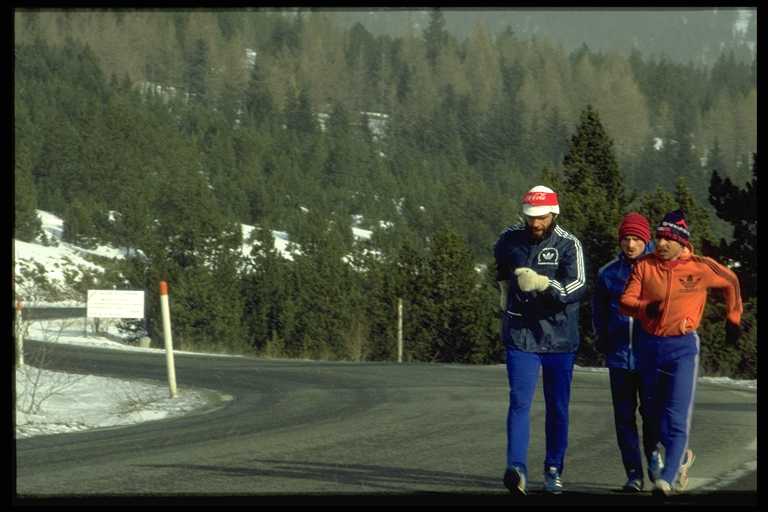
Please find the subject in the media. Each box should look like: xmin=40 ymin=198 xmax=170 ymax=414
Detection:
xmin=15 ymin=340 xmax=756 ymax=505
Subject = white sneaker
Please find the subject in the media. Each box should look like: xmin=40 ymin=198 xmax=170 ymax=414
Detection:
xmin=620 ymin=468 xmax=644 ymax=492
xmin=543 ymin=466 xmax=563 ymax=494
xmin=674 ymin=449 xmax=696 ymax=491
xmin=653 ymin=478 xmax=673 ymax=497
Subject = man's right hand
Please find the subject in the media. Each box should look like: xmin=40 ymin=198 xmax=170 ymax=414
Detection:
xmin=645 ymin=300 xmax=662 ymax=319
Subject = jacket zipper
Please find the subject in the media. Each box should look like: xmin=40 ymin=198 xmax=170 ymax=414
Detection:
xmin=628 ymin=316 xmax=634 ymax=370
xmin=658 ymin=265 xmax=673 ymax=334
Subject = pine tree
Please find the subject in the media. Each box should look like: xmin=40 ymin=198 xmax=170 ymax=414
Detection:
xmin=423 ymin=9 xmax=448 ymax=69
xmin=14 ymin=99 xmax=43 ymax=242
xmin=708 ymin=153 xmax=757 ymax=299
xmin=552 ymin=105 xmax=624 ymax=366
xmin=396 ymin=230 xmax=490 ymax=363
xmin=560 ymin=105 xmax=624 ymax=275
xmin=62 ymin=198 xmax=99 ymax=249
xmin=289 ymin=217 xmax=361 ymax=360
xmin=241 ymin=226 xmax=292 ymax=355
xmin=284 ymin=85 xmax=317 ymax=137
xmin=14 ymin=159 xmax=43 ymax=243
xmin=243 ymin=60 xmax=276 ymax=129
xmin=185 ymin=37 xmax=210 ymax=104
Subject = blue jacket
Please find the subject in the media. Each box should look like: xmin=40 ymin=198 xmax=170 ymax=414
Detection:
xmin=592 ymin=244 xmax=653 ymax=369
xmin=494 ymin=222 xmax=587 ymax=353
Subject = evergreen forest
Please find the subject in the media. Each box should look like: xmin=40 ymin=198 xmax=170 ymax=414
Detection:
xmin=13 ymin=9 xmax=757 ymax=377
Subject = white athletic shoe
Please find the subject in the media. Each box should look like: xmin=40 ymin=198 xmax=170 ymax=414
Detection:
xmin=543 ymin=466 xmax=564 ymax=494
xmin=652 ymin=478 xmax=673 ymax=497
xmin=621 ymin=470 xmax=644 ymax=493
xmin=674 ymin=449 xmax=696 ymax=492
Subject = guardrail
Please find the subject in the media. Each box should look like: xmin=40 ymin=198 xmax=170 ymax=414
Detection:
xmin=19 ymin=307 xmax=87 ymax=321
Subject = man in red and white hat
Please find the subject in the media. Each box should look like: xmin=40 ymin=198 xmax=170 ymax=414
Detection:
xmin=494 ymin=185 xmax=587 ymax=496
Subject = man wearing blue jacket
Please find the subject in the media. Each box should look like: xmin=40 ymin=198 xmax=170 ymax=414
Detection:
xmin=494 ymin=185 xmax=587 ymax=495
xmin=593 ymin=212 xmax=664 ymax=492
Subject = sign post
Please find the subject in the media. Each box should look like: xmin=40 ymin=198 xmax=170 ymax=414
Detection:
xmin=159 ymin=281 xmax=178 ymax=398
xmin=397 ymin=298 xmax=403 ymax=363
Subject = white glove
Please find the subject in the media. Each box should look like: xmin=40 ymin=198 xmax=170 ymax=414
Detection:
xmin=515 ymin=267 xmax=550 ymax=292
xmin=498 ymin=281 xmax=509 ymax=311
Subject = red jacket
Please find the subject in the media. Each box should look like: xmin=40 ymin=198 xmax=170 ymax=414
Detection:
xmin=619 ymin=247 xmax=742 ymax=337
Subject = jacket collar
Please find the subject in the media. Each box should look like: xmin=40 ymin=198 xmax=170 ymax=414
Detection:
xmin=656 ymin=245 xmax=693 ymax=269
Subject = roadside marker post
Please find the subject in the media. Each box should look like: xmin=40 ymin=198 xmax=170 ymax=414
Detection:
xmin=159 ymin=281 xmax=178 ymax=398
xmin=397 ymin=298 xmax=403 ymax=363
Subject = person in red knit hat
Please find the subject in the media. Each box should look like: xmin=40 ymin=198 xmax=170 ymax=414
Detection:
xmin=593 ymin=212 xmax=663 ymax=492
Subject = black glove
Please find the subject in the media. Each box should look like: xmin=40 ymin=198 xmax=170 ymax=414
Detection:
xmin=645 ymin=301 xmax=662 ymax=319
xmin=725 ymin=321 xmax=742 ymax=345
xmin=594 ymin=333 xmax=612 ymax=354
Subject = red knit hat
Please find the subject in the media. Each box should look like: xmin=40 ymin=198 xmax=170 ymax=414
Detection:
xmin=618 ymin=212 xmax=651 ymax=244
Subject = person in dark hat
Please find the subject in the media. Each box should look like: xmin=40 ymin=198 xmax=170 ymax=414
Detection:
xmin=619 ymin=209 xmax=743 ymax=496
xmin=494 ymin=185 xmax=587 ymax=495
xmin=593 ymin=212 xmax=663 ymax=492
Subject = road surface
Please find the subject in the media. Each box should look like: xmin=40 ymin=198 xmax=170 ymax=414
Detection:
xmin=15 ymin=340 xmax=756 ymax=505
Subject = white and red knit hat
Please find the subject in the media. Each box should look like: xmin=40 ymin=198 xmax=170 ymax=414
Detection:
xmin=522 ymin=185 xmax=560 ymax=216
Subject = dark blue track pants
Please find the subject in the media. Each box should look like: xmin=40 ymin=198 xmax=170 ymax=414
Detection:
xmin=636 ymin=328 xmax=700 ymax=484
xmin=505 ymin=347 xmax=576 ymax=477
xmin=609 ymin=368 xmax=659 ymax=477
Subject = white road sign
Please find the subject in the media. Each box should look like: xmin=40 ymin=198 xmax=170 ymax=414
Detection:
xmin=87 ymin=290 xmax=145 ymax=319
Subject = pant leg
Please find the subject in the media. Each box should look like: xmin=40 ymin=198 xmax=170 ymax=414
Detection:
xmin=505 ymin=347 xmax=541 ymax=476
xmin=635 ymin=328 xmax=663 ymax=477
xmin=541 ymin=351 xmax=576 ymax=475
xmin=609 ymin=368 xmax=643 ymax=477
xmin=658 ymin=335 xmax=700 ymax=483
xmin=637 ymin=369 xmax=661 ymax=463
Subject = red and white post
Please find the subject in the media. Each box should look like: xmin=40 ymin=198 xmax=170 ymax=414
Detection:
xmin=159 ymin=281 xmax=178 ymax=398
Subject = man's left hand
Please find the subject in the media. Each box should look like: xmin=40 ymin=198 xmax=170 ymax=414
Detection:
xmin=514 ymin=267 xmax=550 ymax=292
xmin=725 ymin=321 xmax=742 ymax=345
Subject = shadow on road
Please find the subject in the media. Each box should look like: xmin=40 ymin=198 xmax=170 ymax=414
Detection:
xmin=138 ymin=458 xmax=500 ymax=493
xmin=135 ymin=458 xmax=757 ymax=507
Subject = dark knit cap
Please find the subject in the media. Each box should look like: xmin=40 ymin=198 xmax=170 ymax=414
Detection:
xmin=618 ymin=212 xmax=651 ymax=244
xmin=656 ymin=209 xmax=691 ymax=247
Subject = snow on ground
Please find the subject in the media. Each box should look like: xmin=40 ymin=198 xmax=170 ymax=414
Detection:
xmin=352 ymin=226 xmax=373 ymax=241
xmin=575 ymin=364 xmax=756 ymax=390
xmin=240 ymin=223 xmax=300 ymax=261
xmin=14 ymin=318 xmax=236 ymax=439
